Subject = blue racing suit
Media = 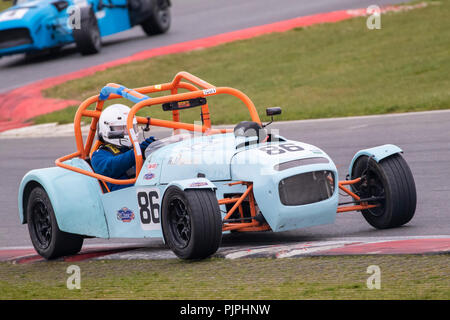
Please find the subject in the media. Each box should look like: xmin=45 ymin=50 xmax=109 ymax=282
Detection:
xmin=91 ymin=137 xmax=155 ymax=191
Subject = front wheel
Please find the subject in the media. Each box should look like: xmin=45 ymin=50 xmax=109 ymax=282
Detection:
xmin=141 ymin=0 xmax=171 ymax=35
xmin=351 ymin=154 xmax=417 ymax=229
xmin=162 ymin=187 xmax=222 ymax=259
xmin=27 ymin=186 xmax=84 ymax=259
xmin=72 ymin=9 xmax=101 ymax=55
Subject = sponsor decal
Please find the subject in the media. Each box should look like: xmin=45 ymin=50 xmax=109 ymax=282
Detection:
xmin=202 ymin=88 xmax=216 ymax=96
xmin=154 ymin=84 xmax=162 ymax=90
xmin=189 ymin=182 xmax=209 ymax=187
xmin=144 ymin=173 xmax=155 ymax=180
xmin=178 ymin=100 xmax=191 ymax=108
xmin=116 ymin=207 xmax=135 ymax=222
xmin=147 ymin=163 xmax=158 ymax=170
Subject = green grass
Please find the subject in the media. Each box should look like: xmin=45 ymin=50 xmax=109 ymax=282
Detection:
xmin=0 ymin=255 xmax=449 ymax=299
xmin=0 ymin=1 xmax=11 ymax=12
xmin=38 ymin=0 xmax=450 ymax=125
xmin=33 ymin=105 xmax=79 ymax=125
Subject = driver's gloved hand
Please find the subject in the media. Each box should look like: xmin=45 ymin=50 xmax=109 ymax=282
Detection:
xmin=140 ymin=136 xmax=156 ymax=153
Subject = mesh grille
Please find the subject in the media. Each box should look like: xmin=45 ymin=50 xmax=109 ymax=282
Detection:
xmin=0 ymin=28 xmax=32 ymax=50
xmin=279 ymin=171 xmax=335 ymax=206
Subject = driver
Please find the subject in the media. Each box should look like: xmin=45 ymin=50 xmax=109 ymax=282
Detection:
xmin=91 ymin=104 xmax=155 ymax=191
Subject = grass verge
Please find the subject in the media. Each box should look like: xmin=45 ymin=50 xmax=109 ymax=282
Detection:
xmin=0 ymin=1 xmax=11 ymax=12
xmin=0 ymin=255 xmax=449 ymax=299
xmin=38 ymin=0 xmax=450 ymax=125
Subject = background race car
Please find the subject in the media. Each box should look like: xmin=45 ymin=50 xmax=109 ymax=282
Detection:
xmin=0 ymin=0 xmax=171 ymax=57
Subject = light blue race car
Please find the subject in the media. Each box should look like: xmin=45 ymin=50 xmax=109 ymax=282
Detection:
xmin=0 ymin=0 xmax=170 ymax=56
xmin=18 ymin=72 xmax=417 ymax=260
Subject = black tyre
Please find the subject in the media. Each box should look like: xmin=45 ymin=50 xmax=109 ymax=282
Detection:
xmin=72 ymin=8 xmax=101 ymax=55
xmin=351 ymin=154 xmax=416 ymax=229
xmin=162 ymin=187 xmax=222 ymax=259
xmin=27 ymin=186 xmax=84 ymax=259
xmin=141 ymin=0 xmax=171 ymax=35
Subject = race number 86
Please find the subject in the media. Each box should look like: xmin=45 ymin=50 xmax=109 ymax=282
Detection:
xmin=137 ymin=190 xmax=160 ymax=227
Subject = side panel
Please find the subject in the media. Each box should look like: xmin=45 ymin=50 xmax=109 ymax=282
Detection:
xmin=101 ymin=177 xmax=216 ymax=239
xmin=18 ymin=159 xmax=109 ymax=238
xmin=96 ymin=0 xmax=132 ymax=37
xmin=100 ymin=185 xmax=164 ymax=238
xmin=348 ymin=144 xmax=403 ymax=177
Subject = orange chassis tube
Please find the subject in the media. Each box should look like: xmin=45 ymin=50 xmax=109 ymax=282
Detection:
xmin=55 ymin=72 xmax=378 ymax=233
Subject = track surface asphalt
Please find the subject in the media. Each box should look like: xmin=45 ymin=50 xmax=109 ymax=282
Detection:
xmin=0 ymin=0 xmax=405 ymax=92
xmin=1 ymin=110 xmax=449 ymax=249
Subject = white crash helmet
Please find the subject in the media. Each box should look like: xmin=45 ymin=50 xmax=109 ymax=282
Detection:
xmin=98 ymin=104 xmax=138 ymax=148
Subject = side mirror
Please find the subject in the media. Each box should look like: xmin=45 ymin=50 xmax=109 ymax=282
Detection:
xmin=266 ymin=107 xmax=282 ymax=116
xmin=262 ymin=107 xmax=282 ymax=128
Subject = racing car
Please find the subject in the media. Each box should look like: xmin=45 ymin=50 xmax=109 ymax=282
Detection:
xmin=18 ymin=72 xmax=417 ymax=260
xmin=0 ymin=0 xmax=171 ymax=57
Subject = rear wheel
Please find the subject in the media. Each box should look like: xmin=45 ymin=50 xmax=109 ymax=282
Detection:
xmin=73 ymin=8 xmax=101 ymax=55
xmin=351 ymin=154 xmax=416 ymax=229
xmin=162 ymin=187 xmax=222 ymax=259
xmin=27 ymin=186 xmax=83 ymax=259
xmin=141 ymin=0 xmax=171 ymax=35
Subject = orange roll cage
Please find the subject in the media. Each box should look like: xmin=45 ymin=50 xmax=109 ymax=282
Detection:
xmin=55 ymin=71 xmax=260 ymax=185
xmin=55 ymin=72 xmax=377 ymax=233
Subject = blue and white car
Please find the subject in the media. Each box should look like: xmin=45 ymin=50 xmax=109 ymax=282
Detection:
xmin=0 ymin=0 xmax=171 ymax=56
xmin=18 ymin=72 xmax=417 ymax=260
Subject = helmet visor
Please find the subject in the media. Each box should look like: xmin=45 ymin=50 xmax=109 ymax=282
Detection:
xmin=109 ymin=124 xmax=138 ymax=134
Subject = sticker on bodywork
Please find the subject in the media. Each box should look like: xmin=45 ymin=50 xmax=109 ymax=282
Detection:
xmin=259 ymin=143 xmax=304 ymax=155
xmin=116 ymin=207 xmax=135 ymax=223
xmin=136 ymin=188 xmax=160 ymax=231
xmin=189 ymin=182 xmax=209 ymax=187
xmin=202 ymin=88 xmax=216 ymax=96
xmin=147 ymin=163 xmax=158 ymax=170
xmin=144 ymin=173 xmax=155 ymax=180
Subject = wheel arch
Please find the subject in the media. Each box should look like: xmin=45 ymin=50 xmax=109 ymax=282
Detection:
xmin=160 ymin=178 xmax=222 ymax=259
xmin=160 ymin=178 xmax=218 ymax=245
xmin=20 ymin=180 xmax=43 ymax=224
xmin=349 ymin=144 xmax=403 ymax=178
xmin=18 ymin=166 xmax=109 ymax=238
xmin=163 ymin=178 xmax=217 ymax=194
